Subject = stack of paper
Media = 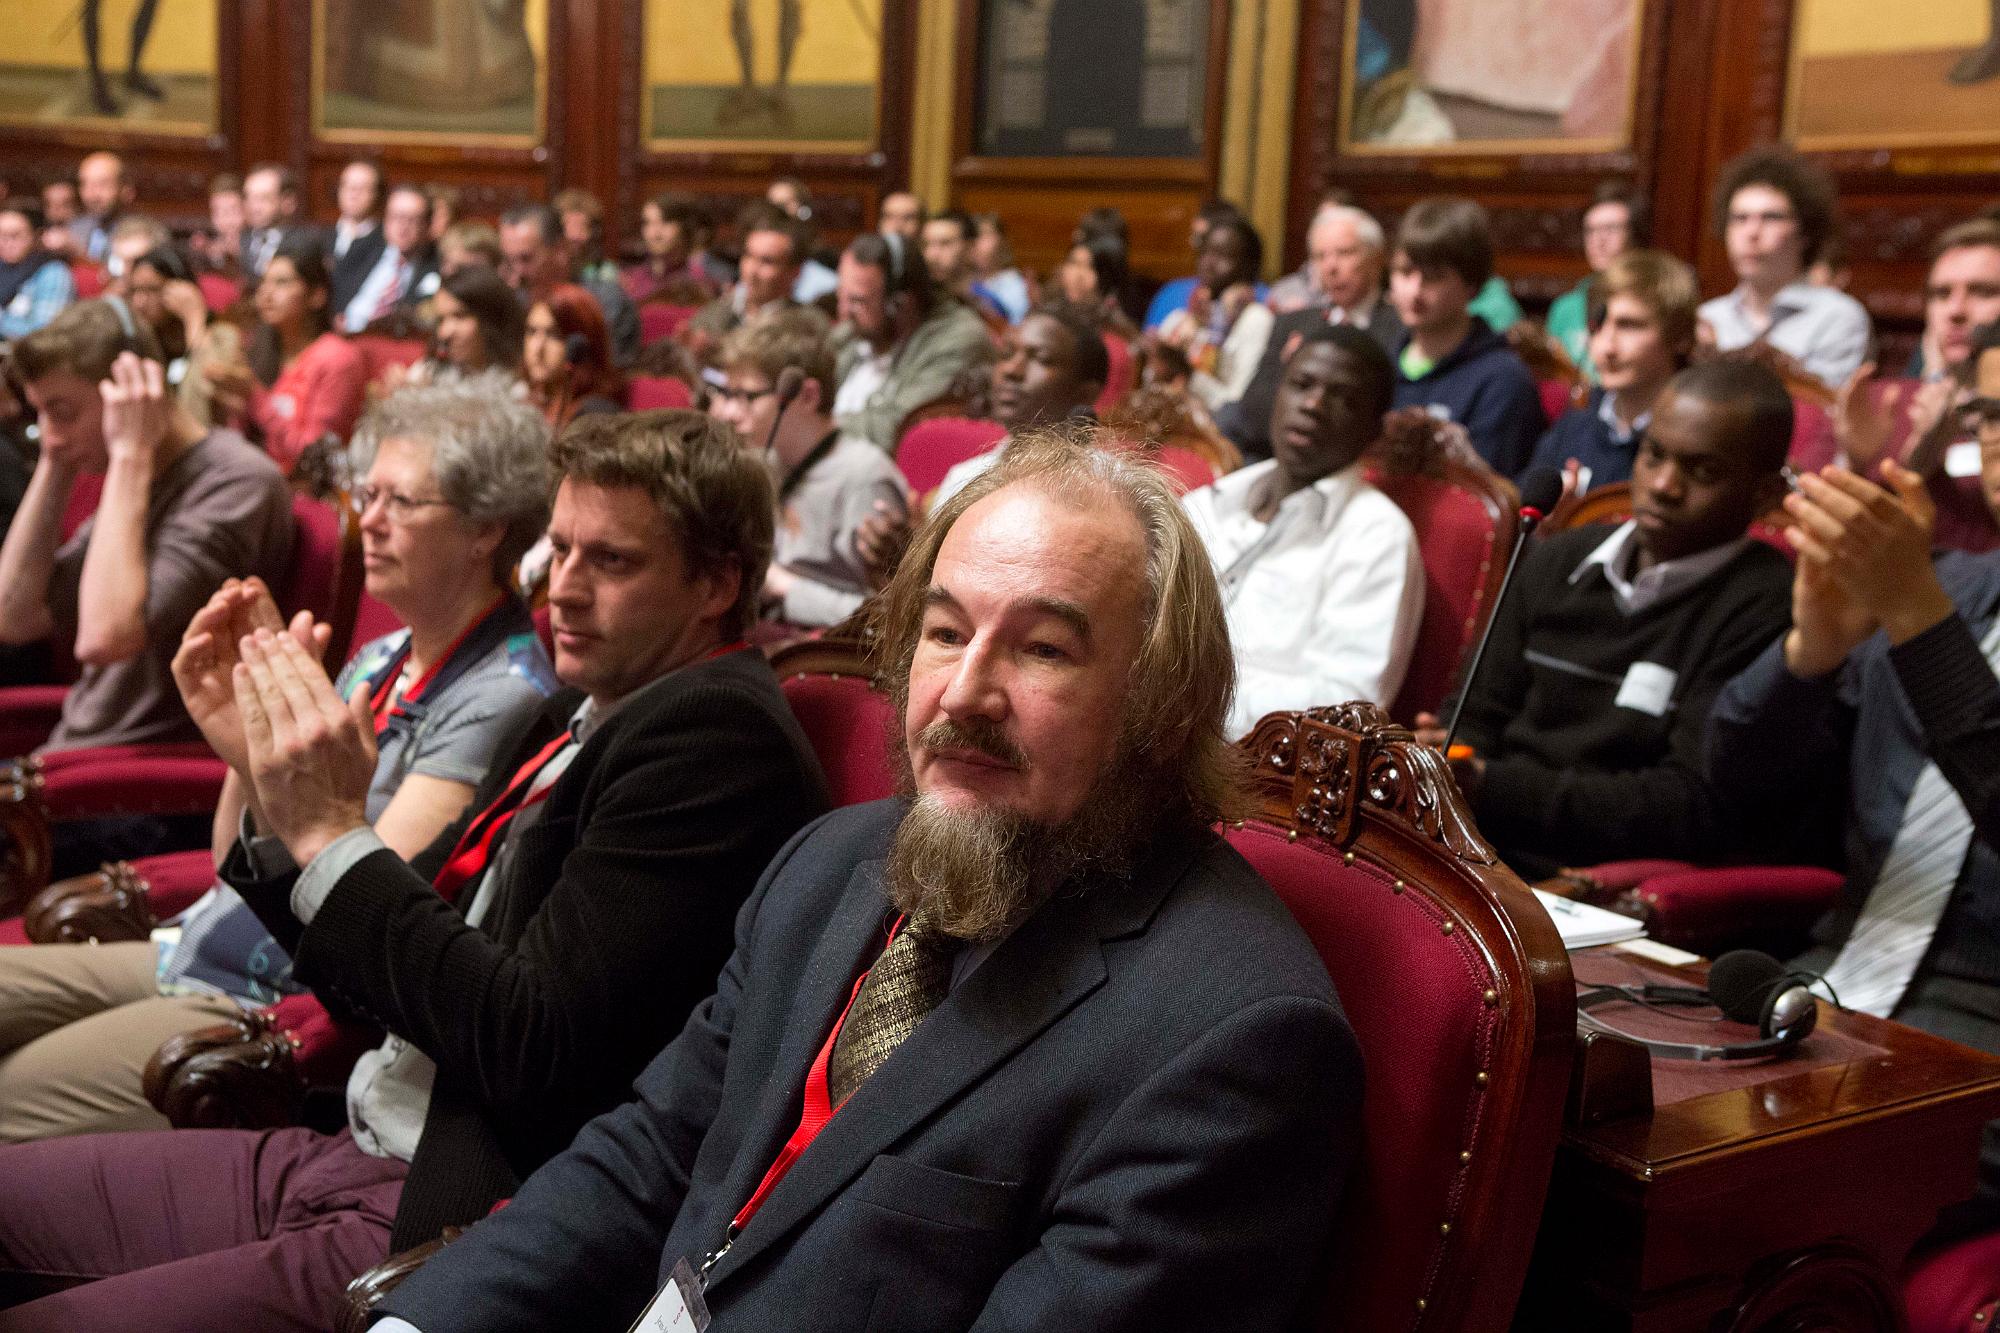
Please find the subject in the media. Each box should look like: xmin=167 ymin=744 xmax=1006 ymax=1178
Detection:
xmin=1531 ymin=888 xmax=1647 ymax=951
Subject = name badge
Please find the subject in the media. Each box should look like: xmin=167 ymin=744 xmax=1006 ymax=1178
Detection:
xmin=1946 ymin=441 xmax=1984 ymax=479
xmin=1613 ymin=661 xmax=1677 ymax=717
xmin=629 ymin=1258 xmax=712 ymax=1333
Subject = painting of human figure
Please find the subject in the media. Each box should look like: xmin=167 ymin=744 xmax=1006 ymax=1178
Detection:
xmin=316 ymin=0 xmax=547 ymax=144
xmin=0 ymin=0 xmax=217 ymax=134
xmin=1787 ymin=0 xmax=2000 ymax=150
xmin=1342 ymin=0 xmax=1642 ymax=152
xmin=645 ymin=0 xmax=881 ymax=151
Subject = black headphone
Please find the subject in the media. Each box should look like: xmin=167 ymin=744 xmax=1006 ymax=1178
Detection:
xmin=1576 ymin=950 xmax=1819 ymax=1062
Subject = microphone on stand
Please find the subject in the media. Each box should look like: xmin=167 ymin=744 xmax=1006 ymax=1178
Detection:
xmin=1442 ymin=467 xmax=1566 ymax=755
xmin=761 ymin=366 xmax=807 ymax=459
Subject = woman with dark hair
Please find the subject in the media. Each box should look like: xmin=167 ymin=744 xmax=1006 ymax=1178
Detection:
xmin=205 ymin=237 xmax=368 ymax=474
xmin=523 ymin=282 xmax=624 ymax=426
xmin=415 ymin=266 xmax=525 ymax=383
xmin=1059 ymin=233 xmax=1138 ymax=339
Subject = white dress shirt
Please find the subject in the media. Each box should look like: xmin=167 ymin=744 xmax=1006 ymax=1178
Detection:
xmin=1183 ymin=459 xmax=1425 ymax=738
xmin=1569 ymin=520 xmax=1753 ymax=616
xmin=342 ymin=244 xmax=414 ymax=333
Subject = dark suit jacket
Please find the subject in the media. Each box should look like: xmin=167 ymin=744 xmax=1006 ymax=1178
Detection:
xmin=384 ymin=799 xmax=1362 ymax=1332
xmin=223 ymin=649 xmax=829 ymax=1250
xmin=1217 ymin=296 xmax=1406 ymax=461
xmin=329 ymin=225 xmax=387 ymax=314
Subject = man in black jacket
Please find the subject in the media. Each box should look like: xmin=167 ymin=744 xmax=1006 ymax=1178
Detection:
xmin=370 ymin=428 xmax=1360 ymax=1333
xmin=0 ymin=411 xmax=829 ymax=1332
xmin=1416 ymin=359 xmax=1794 ymax=878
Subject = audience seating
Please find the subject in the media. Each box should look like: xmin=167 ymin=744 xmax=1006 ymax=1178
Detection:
xmin=1097 ymin=331 xmax=1135 ymax=415
xmin=1368 ymin=453 xmax=1520 ymax=723
xmin=1905 ymin=1231 xmax=2000 ymax=1332
xmin=894 ymin=416 xmax=1006 ymax=496
xmin=769 ymin=627 xmax=896 ymax=808
xmin=196 ymin=272 xmax=241 ymax=314
xmin=68 ymin=263 xmax=102 ymax=299
xmin=1153 ymin=445 xmax=1215 ymax=493
xmin=1229 ymin=702 xmax=1574 ymax=1331
xmin=0 ymin=493 xmax=365 ymax=918
xmin=625 ymin=375 xmax=693 ymax=411
xmin=0 ymin=847 xmax=215 ymax=947
xmin=637 ymin=302 xmax=696 ymax=346
xmin=349 ymin=334 xmax=426 ymax=385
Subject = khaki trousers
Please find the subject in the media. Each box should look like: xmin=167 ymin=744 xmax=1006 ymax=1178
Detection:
xmin=0 ymin=941 xmax=241 ymax=1141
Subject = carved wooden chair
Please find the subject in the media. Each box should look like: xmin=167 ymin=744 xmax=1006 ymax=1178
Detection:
xmin=1230 ymin=704 xmax=1573 ymax=1331
xmin=0 ymin=493 xmax=366 ymax=919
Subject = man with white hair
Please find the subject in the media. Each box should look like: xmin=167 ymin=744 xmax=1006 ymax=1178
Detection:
xmin=1217 ymin=202 xmax=1404 ymax=460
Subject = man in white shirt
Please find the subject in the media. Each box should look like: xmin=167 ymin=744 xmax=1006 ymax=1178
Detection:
xmin=1184 ymin=324 xmax=1423 ymax=738
xmin=1698 ymin=149 xmax=1871 ymax=389
xmin=339 ymin=185 xmax=431 ymax=334
xmin=326 ymin=160 xmax=385 ymax=315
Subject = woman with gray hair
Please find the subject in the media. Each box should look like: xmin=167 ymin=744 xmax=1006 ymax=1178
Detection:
xmin=0 ymin=384 xmax=561 ymax=1142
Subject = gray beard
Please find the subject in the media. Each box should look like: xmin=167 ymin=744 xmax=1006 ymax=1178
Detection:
xmin=884 ymin=760 xmax=1158 ymax=943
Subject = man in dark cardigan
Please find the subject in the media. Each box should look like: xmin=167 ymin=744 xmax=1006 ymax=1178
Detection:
xmin=0 ymin=410 xmax=830 ymax=1332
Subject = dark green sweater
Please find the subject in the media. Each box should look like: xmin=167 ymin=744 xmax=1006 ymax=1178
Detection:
xmin=1447 ymin=524 xmax=1792 ymax=877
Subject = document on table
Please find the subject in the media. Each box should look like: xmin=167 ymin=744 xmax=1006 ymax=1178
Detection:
xmin=1532 ymin=888 xmax=1647 ymax=950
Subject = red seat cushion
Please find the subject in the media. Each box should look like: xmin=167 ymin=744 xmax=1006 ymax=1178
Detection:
xmin=1097 ymin=333 xmax=1135 ymax=415
xmin=1628 ymin=863 xmax=1844 ymax=949
xmin=1906 ymin=1230 xmax=2000 ymax=1333
xmin=627 ymin=376 xmax=693 ymax=411
xmin=130 ymin=848 xmax=224 ymax=921
xmin=266 ymin=993 xmax=382 ymax=1088
xmin=895 ymin=417 xmax=1006 ymax=496
xmin=197 ymin=272 xmax=241 ymax=313
xmin=779 ymin=673 xmax=896 ymax=808
xmin=0 ymin=685 xmax=72 ymax=758
xmin=32 ymin=745 xmax=227 ymax=822
xmin=639 ymin=304 xmax=696 ymax=345
xmin=1370 ymin=469 xmax=1508 ymax=722
xmin=1226 ymin=820 xmax=1503 ymax=1331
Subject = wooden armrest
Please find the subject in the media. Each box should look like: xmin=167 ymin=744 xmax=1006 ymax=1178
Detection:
xmin=0 ymin=758 xmax=52 ymax=919
xmin=144 ymin=1008 xmax=304 ymax=1130
xmin=23 ymin=861 xmax=156 ymax=944
xmin=338 ymin=1227 xmax=464 ymax=1333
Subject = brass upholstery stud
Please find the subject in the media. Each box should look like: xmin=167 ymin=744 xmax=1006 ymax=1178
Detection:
xmin=1416 ymin=1298 xmax=1427 ymax=1313
xmin=1439 ymin=1222 xmax=1451 ymax=1236
xmin=1393 ymin=878 xmax=1406 ymax=892
xmin=1482 ymin=989 xmax=1498 ymax=1007
xmin=1440 ymin=921 xmax=1454 ymax=936
xmin=1287 ymin=829 xmax=1299 ymax=844
xmin=1458 ymin=1150 xmax=1472 ymax=1164
xmin=1342 ymin=851 xmax=1355 ymax=865
xmin=1474 ymin=1070 xmax=1489 ymax=1088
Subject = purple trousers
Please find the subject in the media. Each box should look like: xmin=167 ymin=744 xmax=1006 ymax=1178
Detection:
xmin=0 ymin=1125 xmax=406 ymax=1332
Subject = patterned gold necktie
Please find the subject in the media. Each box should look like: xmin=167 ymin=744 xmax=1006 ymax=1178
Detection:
xmin=827 ymin=921 xmax=953 ymax=1107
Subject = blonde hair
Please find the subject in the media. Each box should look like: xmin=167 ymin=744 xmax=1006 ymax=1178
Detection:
xmin=1593 ymin=249 xmax=1700 ymax=360
xmin=871 ymin=424 xmax=1247 ymax=825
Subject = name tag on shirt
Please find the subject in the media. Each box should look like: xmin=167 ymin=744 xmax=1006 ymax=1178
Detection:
xmin=1946 ymin=441 xmax=1984 ymax=479
xmin=629 ymin=1259 xmax=711 ymax=1333
xmin=1613 ymin=662 xmax=1677 ymax=716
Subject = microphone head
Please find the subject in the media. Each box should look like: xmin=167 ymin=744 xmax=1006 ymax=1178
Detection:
xmin=562 ymin=333 xmax=593 ymax=367
xmin=1707 ymin=950 xmax=1788 ymax=1025
xmin=773 ymin=365 xmax=806 ymax=410
xmin=1516 ymin=467 xmax=1565 ymax=524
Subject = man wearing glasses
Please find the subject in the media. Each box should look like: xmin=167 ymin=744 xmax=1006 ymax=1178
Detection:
xmin=1706 ymin=324 xmax=2000 ymax=1327
xmin=1697 ymin=148 xmax=1872 ymax=390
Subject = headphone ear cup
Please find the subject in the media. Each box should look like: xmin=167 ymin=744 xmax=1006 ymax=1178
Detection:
xmin=1760 ymin=979 xmax=1819 ymax=1043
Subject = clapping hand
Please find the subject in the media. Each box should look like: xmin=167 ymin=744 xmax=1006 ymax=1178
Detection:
xmin=173 ymin=578 xmax=329 ymax=775
xmin=236 ymin=627 xmax=376 ymax=869
xmin=1781 ymin=461 xmax=1955 ymax=675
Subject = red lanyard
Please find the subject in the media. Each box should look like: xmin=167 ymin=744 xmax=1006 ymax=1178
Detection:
xmin=368 ymin=593 xmax=511 ymax=732
xmin=426 ymin=641 xmax=749 ymax=903
xmin=431 ymin=729 xmax=572 ymax=902
xmin=706 ymin=914 xmax=906 ymax=1275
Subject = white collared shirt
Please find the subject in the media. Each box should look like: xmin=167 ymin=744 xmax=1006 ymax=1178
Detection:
xmin=342 ymin=245 xmax=414 ymax=333
xmin=1697 ymin=280 xmax=1871 ymax=388
xmin=1569 ymin=519 xmax=1753 ymax=617
xmin=1183 ymin=459 xmax=1425 ymax=738
xmin=1598 ymin=390 xmax=1650 ymax=446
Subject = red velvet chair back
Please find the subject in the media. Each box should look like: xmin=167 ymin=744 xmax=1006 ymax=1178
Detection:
xmin=60 ymin=470 xmax=103 ymax=541
xmin=1153 ymin=445 xmax=1216 ymax=494
xmin=1367 ymin=458 xmax=1519 ymax=722
xmin=1229 ymin=705 xmax=1573 ymax=1332
xmin=1550 ymin=480 xmax=1794 ymax=560
xmin=638 ymin=303 xmax=696 ymax=346
xmin=895 ymin=417 xmax=1006 ymax=496
xmin=196 ymin=272 xmax=241 ymax=314
xmin=769 ymin=632 xmax=897 ymax=809
xmin=350 ymin=335 xmax=426 ymax=385
xmin=626 ymin=375 xmax=693 ymax=411
xmin=1097 ymin=332 xmax=1135 ymax=415
xmin=69 ymin=263 xmax=103 ymax=299
xmin=348 ymin=591 xmax=404 ymax=653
